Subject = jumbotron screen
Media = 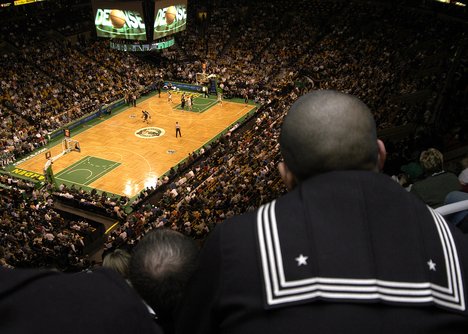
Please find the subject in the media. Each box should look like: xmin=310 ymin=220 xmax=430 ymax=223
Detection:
xmin=92 ymin=0 xmax=146 ymax=41
xmin=154 ymin=0 xmax=187 ymax=40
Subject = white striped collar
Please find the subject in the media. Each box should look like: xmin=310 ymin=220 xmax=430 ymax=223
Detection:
xmin=257 ymin=200 xmax=466 ymax=312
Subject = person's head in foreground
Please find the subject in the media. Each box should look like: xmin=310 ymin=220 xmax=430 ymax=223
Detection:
xmin=278 ymin=90 xmax=386 ymax=190
xmin=129 ymin=229 xmax=198 ymax=334
xmin=102 ymin=248 xmax=131 ymax=279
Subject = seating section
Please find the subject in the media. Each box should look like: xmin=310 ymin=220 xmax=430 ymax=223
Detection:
xmin=0 ymin=0 xmax=467 ymax=269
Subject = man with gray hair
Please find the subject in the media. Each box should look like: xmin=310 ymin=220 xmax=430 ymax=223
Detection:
xmin=175 ymin=90 xmax=468 ymax=334
xmin=129 ymin=229 xmax=199 ymax=334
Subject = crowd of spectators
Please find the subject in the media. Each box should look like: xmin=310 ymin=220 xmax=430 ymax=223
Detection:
xmin=52 ymin=184 xmax=129 ymax=220
xmin=0 ymin=174 xmax=92 ymax=270
xmin=0 ymin=0 xmax=467 ymax=269
xmin=1 ymin=0 xmax=465 ymax=160
xmin=102 ymin=0 xmax=468 ymax=254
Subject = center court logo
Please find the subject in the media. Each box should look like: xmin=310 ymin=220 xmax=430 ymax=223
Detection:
xmin=135 ymin=127 xmax=165 ymax=138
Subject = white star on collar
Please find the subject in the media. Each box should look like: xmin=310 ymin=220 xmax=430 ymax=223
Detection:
xmin=295 ymin=254 xmax=308 ymax=266
xmin=427 ymin=259 xmax=436 ymax=271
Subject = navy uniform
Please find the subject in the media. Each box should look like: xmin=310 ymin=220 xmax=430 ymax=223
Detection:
xmin=0 ymin=267 xmax=162 ymax=334
xmin=176 ymin=171 xmax=468 ymax=334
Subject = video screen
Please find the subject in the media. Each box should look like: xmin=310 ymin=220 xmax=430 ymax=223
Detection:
xmin=154 ymin=0 xmax=187 ymax=40
xmin=92 ymin=0 xmax=146 ymax=41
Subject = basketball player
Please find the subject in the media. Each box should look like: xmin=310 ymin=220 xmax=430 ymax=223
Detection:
xmin=44 ymin=159 xmax=53 ymax=183
xmin=168 ymin=91 xmax=173 ymax=103
xmin=181 ymin=95 xmax=186 ymax=110
xmin=217 ymin=92 xmax=223 ymax=106
xmin=187 ymin=95 xmax=192 ymax=111
xmin=175 ymin=122 xmax=182 ymax=138
xmin=142 ymin=110 xmax=149 ymax=124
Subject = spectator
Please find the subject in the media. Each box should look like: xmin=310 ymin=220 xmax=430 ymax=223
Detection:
xmin=411 ymin=148 xmax=462 ymax=208
xmin=129 ymin=229 xmax=199 ymax=334
xmin=0 ymin=267 xmax=163 ymax=334
xmin=1 ymin=0 xmax=467 ymax=275
xmin=459 ymin=156 xmax=468 ymax=192
xmin=102 ymin=248 xmax=131 ymax=279
xmin=443 ymin=191 xmax=468 ymax=227
xmin=175 ymin=91 xmax=468 ymax=334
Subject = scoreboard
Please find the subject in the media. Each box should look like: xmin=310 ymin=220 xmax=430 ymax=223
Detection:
xmin=154 ymin=0 xmax=187 ymax=40
xmin=92 ymin=1 xmax=148 ymax=41
xmin=92 ymin=0 xmax=187 ymax=42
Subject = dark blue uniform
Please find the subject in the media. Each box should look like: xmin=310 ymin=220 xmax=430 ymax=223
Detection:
xmin=0 ymin=268 xmax=162 ymax=334
xmin=176 ymin=171 xmax=468 ymax=334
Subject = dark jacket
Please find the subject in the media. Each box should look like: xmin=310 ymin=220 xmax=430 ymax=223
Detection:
xmin=176 ymin=171 xmax=468 ymax=334
xmin=0 ymin=267 xmax=162 ymax=334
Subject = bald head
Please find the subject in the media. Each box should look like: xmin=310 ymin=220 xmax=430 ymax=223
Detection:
xmin=280 ymin=90 xmax=379 ymax=181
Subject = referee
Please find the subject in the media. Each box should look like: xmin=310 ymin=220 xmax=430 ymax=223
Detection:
xmin=175 ymin=122 xmax=181 ymax=138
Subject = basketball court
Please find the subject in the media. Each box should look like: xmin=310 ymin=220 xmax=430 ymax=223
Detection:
xmin=10 ymin=91 xmax=256 ymax=198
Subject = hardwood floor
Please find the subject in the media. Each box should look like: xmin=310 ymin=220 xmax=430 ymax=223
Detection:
xmin=17 ymin=93 xmax=254 ymax=197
